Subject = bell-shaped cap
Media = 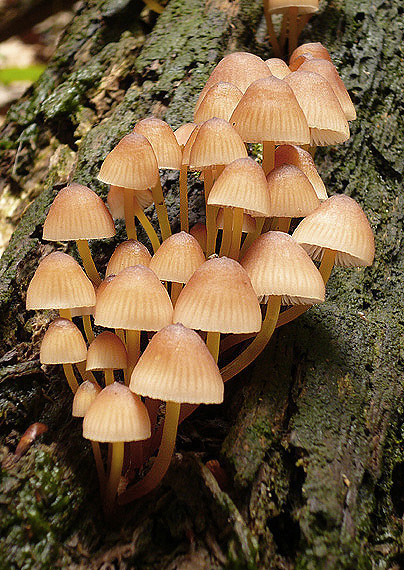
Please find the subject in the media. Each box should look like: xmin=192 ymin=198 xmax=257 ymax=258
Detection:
xmin=195 ymin=52 xmax=271 ymax=112
xmin=95 ymin=265 xmax=173 ymax=330
xmin=292 ymin=194 xmax=375 ymax=267
xmin=149 ymin=232 xmax=205 ymax=284
xmin=98 ymin=133 xmax=158 ymax=190
xmin=266 ymin=164 xmax=320 ymax=218
xmin=174 ymin=257 xmax=261 ymax=333
xmin=285 ymin=71 xmax=350 ymax=145
xmin=181 ymin=124 xmax=201 ymax=166
xmin=83 ymin=382 xmax=151 ymax=442
xmin=194 ymin=82 xmax=243 ymax=124
xmin=130 ymin=323 xmax=223 ymax=404
xmin=86 ymin=331 xmax=128 ymax=371
xmin=40 ymin=317 xmax=87 ymax=364
xmin=208 ymin=157 xmax=271 ymax=217
xmin=174 ymin=123 xmax=197 ymax=147
xmin=106 ymin=240 xmax=151 ymax=277
xmin=72 ymin=381 xmax=101 ymax=417
xmin=289 ymin=43 xmax=332 ymax=68
xmin=26 ymin=252 xmax=96 ymax=310
xmin=107 ymin=185 xmax=153 ymax=219
xmin=43 ymin=184 xmax=115 ymax=241
xmin=133 ymin=117 xmax=182 ymax=169
xmin=96 ymin=275 xmax=115 ymax=301
xmin=275 ymin=144 xmax=327 ymax=200
xmin=265 ymin=0 xmax=319 ymax=13
xmin=230 ymin=77 xmax=310 ymax=145
xmin=241 ymin=231 xmax=325 ymax=304
xmin=189 ymin=118 xmax=248 ymax=169
xmin=299 ymin=59 xmax=356 ymax=121
xmin=190 ymin=223 xmax=207 ymax=253
xmin=216 ymin=209 xmax=256 ymax=233
xmin=265 ymin=58 xmax=291 ymax=79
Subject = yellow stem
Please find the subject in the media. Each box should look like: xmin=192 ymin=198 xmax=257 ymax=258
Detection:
xmin=115 ymin=329 xmax=126 ymax=345
xmin=119 ymin=401 xmax=180 ymax=503
xmin=206 ymin=331 xmax=220 ymax=363
xmin=228 ymin=207 xmax=244 ymax=260
xmin=220 ymin=296 xmax=282 ymax=382
xmin=133 ymin=197 xmax=160 ymax=253
xmin=205 ymin=168 xmax=217 ymax=257
xmin=104 ymin=369 xmax=114 ymax=386
xmin=76 ymin=361 xmax=98 ymax=386
xmin=170 ymin=282 xmax=183 ymax=306
xmin=126 ymin=329 xmax=140 ymax=381
xmin=152 ymin=179 xmax=171 ymax=241
xmin=264 ymin=6 xmax=282 ymax=58
xmin=82 ymin=314 xmax=95 ymax=344
xmin=239 ymin=218 xmax=265 ymax=258
xmin=62 ymin=363 xmax=79 ymax=393
xmin=91 ymin=441 xmax=106 ymax=490
xmin=76 ymin=240 xmax=101 ymax=287
xmin=124 ymin=189 xmax=137 ymax=240
xmin=272 ymin=217 xmax=291 ymax=233
xmin=288 ymin=7 xmax=299 ymax=56
xmin=179 ymin=164 xmax=189 ymax=232
xmin=262 ymin=141 xmax=275 ymax=176
xmin=59 ymin=308 xmax=72 ymax=320
xmin=104 ymin=441 xmax=124 ymax=515
xmin=219 ymin=208 xmax=233 ymax=257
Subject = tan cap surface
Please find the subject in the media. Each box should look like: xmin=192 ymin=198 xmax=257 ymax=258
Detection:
xmin=72 ymin=381 xmax=101 ymax=417
xmin=149 ymin=232 xmax=205 ymax=283
xmin=275 ymin=144 xmax=328 ymax=200
xmin=190 ymin=222 xmax=207 ymax=252
xmin=106 ymin=240 xmax=151 ymax=276
xmin=194 ymin=82 xmax=243 ymax=124
xmin=289 ymin=43 xmax=332 ymax=68
xmin=174 ymin=123 xmax=197 ymax=147
xmin=40 ymin=317 xmax=87 ymax=364
xmin=133 ymin=117 xmax=182 ymax=170
xmin=266 ymin=164 xmax=320 ymax=218
xmin=86 ymin=331 xmax=128 ymax=370
xmin=265 ymin=58 xmax=291 ymax=79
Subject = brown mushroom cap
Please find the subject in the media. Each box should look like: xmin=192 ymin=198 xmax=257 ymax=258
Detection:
xmin=130 ymin=323 xmax=224 ymax=404
xmin=174 ymin=123 xmax=198 ymax=147
xmin=173 ymin=257 xmax=261 ymax=333
xmin=289 ymin=43 xmax=332 ymax=68
xmin=241 ymin=231 xmax=325 ymax=304
xmin=189 ymin=222 xmax=207 ymax=252
xmin=149 ymin=232 xmax=205 ymax=284
xmin=86 ymin=331 xmax=128 ymax=371
xmin=83 ymin=382 xmax=151 ymax=443
xmin=133 ymin=117 xmax=182 ymax=170
xmin=72 ymin=381 xmax=101 ymax=418
xmin=266 ymin=164 xmax=320 ymax=218
xmin=43 ymin=184 xmax=115 ymax=241
xmin=107 ymin=185 xmax=153 ymax=219
xmin=194 ymin=82 xmax=243 ymax=124
xmin=26 ymin=252 xmax=96 ymax=310
xmin=292 ymin=194 xmax=375 ymax=267
xmin=265 ymin=58 xmax=291 ymax=79
xmin=40 ymin=318 xmax=87 ymax=364
xmin=98 ymin=133 xmax=158 ymax=190
xmin=106 ymin=240 xmax=152 ymax=277
xmin=265 ymin=0 xmax=319 ymax=13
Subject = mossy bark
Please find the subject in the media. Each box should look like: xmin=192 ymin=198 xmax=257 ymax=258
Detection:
xmin=0 ymin=0 xmax=403 ymax=568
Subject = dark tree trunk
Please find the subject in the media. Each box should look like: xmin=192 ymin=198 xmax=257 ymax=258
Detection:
xmin=0 ymin=1 xmax=403 ymax=569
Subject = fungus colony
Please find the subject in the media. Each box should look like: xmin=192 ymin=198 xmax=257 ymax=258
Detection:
xmin=27 ymin=43 xmax=375 ymax=516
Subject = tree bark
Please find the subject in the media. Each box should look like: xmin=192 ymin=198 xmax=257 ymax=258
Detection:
xmin=0 ymin=1 xmax=403 ymax=569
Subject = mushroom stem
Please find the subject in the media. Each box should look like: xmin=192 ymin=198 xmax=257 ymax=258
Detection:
xmin=263 ymin=6 xmax=282 ymax=58
xmin=82 ymin=315 xmax=95 ymax=344
xmin=262 ymin=141 xmax=275 ymax=176
xmin=220 ymin=296 xmax=282 ymax=382
xmin=219 ymin=208 xmax=233 ymax=257
xmin=206 ymin=331 xmax=221 ymax=363
xmin=179 ymin=164 xmax=189 ymax=232
xmin=91 ymin=441 xmax=106 ymax=490
xmin=205 ymin=168 xmax=217 ymax=257
xmin=279 ymin=12 xmax=288 ymax=51
xmin=119 ymin=401 xmax=180 ymax=503
xmin=104 ymin=441 xmax=124 ymax=515
xmin=228 ymin=207 xmax=244 ymax=260
xmin=76 ymin=240 xmax=101 ymax=286
xmin=124 ymin=190 xmax=137 ymax=240
xmin=288 ymin=7 xmax=299 ymax=56
xmin=62 ymin=363 xmax=79 ymax=393
xmin=76 ymin=361 xmax=99 ymax=385
xmin=239 ymin=218 xmax=265 ymax=258
xmin=59 ymin=308 xmax=72 ymax=320
xmin=170 ymin=282 xmax=183 ymax=306
xmin=126 ymin=329 xmax=140 ymax=380
xmin=104 ymin=369 xmax=114 ymax=386
xmin=151 ymin=178 xmax=171 ymax=241
xmin=220 ymin=332 xmax=252 ymax=353
xmin=133 ymin=197 xmax=160 ymax=253
xmin=271 ymin=217 xmax=291 ymax=233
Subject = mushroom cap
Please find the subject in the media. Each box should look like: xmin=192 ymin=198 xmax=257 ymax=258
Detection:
xmin=173 ymin=257 xmax=261 ymax=333
xmin=106 ymin=240 xmax=151 ymax=277
xmin=83 ymin=382 xmax=151 ymax=443
xmin=98 ymin=133 xmax=158 ymax=190
xmin=189 ymin=223 xmax=207 ymax=253
xmin=72 ymin=381 xmax=101 ymax=418
xmin=149 ymin=232 xmax=205 ymax=284
xmin=230 ymin=76 xmax=310 ymax=145
xmin=266 ymin=164 xmax=320 ymax=218
xmin=174 ymin=123 xmax=198 ymax=147
xmin=207 ymin=157 xmax=271 ymax=217
xmin=274 ymin=144 xmax=328 ymax=201
xmin=40 ymin=317 xmax=87 ymax=364
xmin=130 ymin=323 xmax=224 ymax=404
xmin=265 ymin=58 xmax=291 ymax=79
xmin=195 ymin=52 xmax=271 ymax=113
xmin=43 ymin=184 xmax=115 ymax=241
xmin=189 ymin=118 xmax=248 ymax=169
xmin=241 ymin=231 xmax=325 ymax=304
xmin=264 ymin=0 xmax=319 ymax=13
xmin=194 ymin=82 xmax=243 ymax=124
xmin=132 ymin=117 xmax=182 ymax=170
xmin=292 ymin=194 xmax=375 ymax=267
xmin=95 ymin=265 xmax=173 ymax=331
xmin=26 ymin=252 xmax=96 ymax=310
xmin=285 ymin=71 xmax=350 ymax=145
xmin=288 ymin=52 xmax=316 ymax=72
xmin=181 ymin=123 xmax=201 ymax=166
xmin=216 ymin=209 xmax=256 ymax=233
xmin=289 ymin=43 xmax=332 ymax=68
xmin=86 ymin=331 xmax=128 ymax=371
xmin=107 ymin=185 xmax=153 ymax=219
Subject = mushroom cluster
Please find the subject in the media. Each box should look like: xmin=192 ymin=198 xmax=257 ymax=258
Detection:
xmin=26 ymin=42 xmax=374 ymax=516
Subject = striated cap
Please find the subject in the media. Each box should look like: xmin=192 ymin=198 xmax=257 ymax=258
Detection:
xmin=292 ymin=194 xmax=375 ymax=267
xmin=275 ymin=144 xmax=327 ymax=200
xmin=106 ymin=240 xmax=151 ymax=277
xmin=181 ymin=123 xmax=201 ymax=166
xmin=285 ymin=71 xmax=350 ymax=145
xmin=107 ymin=185 xmax=153 ymax=219
xmin=194 ymin=82 xmax=243 ymax=124
xmin=86 ymin=331 xmax=128 ymax=371
xmin=96 ymin=275 xmax=115 ymax=301
xmin=43 ymin=184 xmax=115 ymax=241
xmin=195 ymin=52 xmax=271 ymax=113
xmin=98 ymin=133 xmax=158 ymax=190
xmin=174 ymin=123 xmax=198 ymax=147
xmin=241 ymin=231 xmax=325 ymax=304
xmin=189 ymin=118 xmax=247 ymax=169
xmin=133 ymin=117 xmax=182 ymax=170
xmin=299 ymin=59 xmax=356 ymax=121
xmin=26 ymin=252 xmax=96 ymax=310
xmin=289 ymin=43 xmax=332 ymax=68
xmin=95 ymin=265 xmax=173 ymax=330
xmin=149 ymin=232 xmax=205 ymax=284
xmin=266 ymin=164 xmax=320 ymax=218
xmin=40 ymin=317 xmax=87 ymax=364
xmin=190 ymin=223 xmax=207 ymax=253
xmin=208 ymin=157 xmax=271 ymax=217
xmin=265 ymin=58 xmax=292 ymax=79
xmin=230 ymin=76 xmax=310 ymax=145
xmin=130 ymin=323 xmax=223 ymax=404
xmin=72 ymin=381 xmax=101 ymax=417
xmin=174 ymin=257 xmax=261 ymax=333
xmin=83 ymin=382 xmax=151 ymax=442
xmin=265 ymin=0 xmax=319 ymax=13
xmin=216 ymin=209 xmax=256 ymax=233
